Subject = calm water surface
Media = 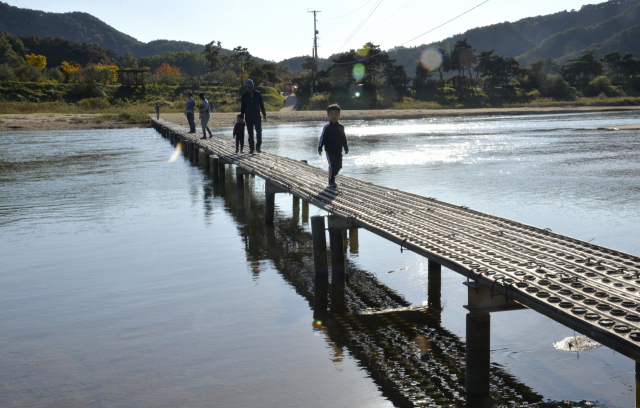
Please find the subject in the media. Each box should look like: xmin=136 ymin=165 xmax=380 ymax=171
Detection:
xmin=1 ymin=110 xmax=639 ymax=407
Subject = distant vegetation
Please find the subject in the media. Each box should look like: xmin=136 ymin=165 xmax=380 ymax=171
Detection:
xmin=1 ymin=0 xmax=640 ymax=115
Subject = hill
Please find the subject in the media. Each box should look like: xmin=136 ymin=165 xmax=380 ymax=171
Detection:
xmin=385 ymin=0 xmax=640 ymax=73
xmin=0 ymin=1 xmax=203 ymax=57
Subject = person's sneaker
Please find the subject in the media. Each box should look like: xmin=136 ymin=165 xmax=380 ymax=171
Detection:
xmin=240 ymin=148 xmax=243 ymax=153
xmin=235 ymin=148 xmax=239 ymax=154
xmin=200 ymin=136 xmax=207 ymax=139
xmin=249 ymin=149 xmax=254 ymax=154
xmin=328 ymin=182 xmax=337 ymax=188
xmin=256 ymin=149 xmax=261 ymax=153
xmin=208 ymin=134 xmax=213 ymax=138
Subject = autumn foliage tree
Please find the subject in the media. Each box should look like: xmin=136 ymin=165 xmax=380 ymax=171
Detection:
xmin=155 ymin=62 xmax=181 ymax=85
xmin=24 ymin=54 xmax=46 ymax=70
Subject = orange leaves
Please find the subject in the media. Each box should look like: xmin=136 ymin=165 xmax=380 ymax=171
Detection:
xmin=155 ymin=63 xmax=181 ymax=77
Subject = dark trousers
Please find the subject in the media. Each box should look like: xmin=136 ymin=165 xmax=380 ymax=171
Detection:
xmin=326 ymin=152 xmax=343 ymax=184
xmin=235 ymin=133 xmax=244 ymax=150
xmin=246 ymin=117 xmax=262 ymax=151
xmin=186 ymin=112 xmax=196 ymax=132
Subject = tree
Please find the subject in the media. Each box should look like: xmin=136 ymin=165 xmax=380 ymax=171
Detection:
xmin=301 ymin=57 xmax=317 ymax=73
xmin=122 ymin=51 xmax=137 ymax=68
xmin=61 ymin=61 xmax=81 ymax=82
xmin=24 ymin=54 xmax=46 ymax=70
xmin=232 ymin=46 xmax=251 ymax=85
xmin=527 ymin=57 xmax=560 ymax=88
xmin=450 ymin=38 xmax=477 ymax=84
xmin=0 ymin=36 xmax=22 ymax=67
xmin=561 ymin=50 xmax=603 ymax=86
xmin=203 ymin=41 xmax=223 ymax=73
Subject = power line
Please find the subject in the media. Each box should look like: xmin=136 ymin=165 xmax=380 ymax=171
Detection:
xmin=399 ymin=0 xmax=490 ymax=46
xmin=315 ymin=0 xmax=490 ymax=68
xmin=351 ymin=0 xmax=416 ymax=39
xmin=335 ymin=0 xmax=384 ymax=53
xmin=323 ymin=0 xmax=376 ymax=19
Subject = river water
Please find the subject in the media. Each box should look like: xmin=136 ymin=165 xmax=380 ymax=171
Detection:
xmin=1 ymin=110 xmax=639 ymax=407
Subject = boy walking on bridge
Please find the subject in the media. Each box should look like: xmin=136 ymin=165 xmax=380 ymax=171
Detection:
xmin=318 ymin=104 xmax=348 ymax=188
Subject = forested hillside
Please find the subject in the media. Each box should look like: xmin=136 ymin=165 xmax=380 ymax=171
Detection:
xmin=386 ymin=0 xmax=640 ymax=74
xmin=0 ymin=1 xmax=204 ymax=57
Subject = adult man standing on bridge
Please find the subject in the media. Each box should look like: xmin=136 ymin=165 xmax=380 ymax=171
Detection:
xmin=185 ymin=92 xmax=196 ymax=133
xmin=240 ymin=79 xmax=266 ymax=154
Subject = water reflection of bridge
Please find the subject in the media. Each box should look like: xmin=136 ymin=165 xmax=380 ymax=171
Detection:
xmin=201 ymin=159 xmax=543 ymax=407
xmin=154 ymin=119 xmax=640 ymax=407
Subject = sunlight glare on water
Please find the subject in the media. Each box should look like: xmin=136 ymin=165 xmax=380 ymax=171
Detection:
xmin=1 ymin=109 xmax=640 ymax=408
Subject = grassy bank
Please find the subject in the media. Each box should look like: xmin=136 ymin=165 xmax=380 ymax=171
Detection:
xmin=0 ymin=82 xmax=286 ymax=122
xmin=297 ymin=86 xmax=640 ymax=110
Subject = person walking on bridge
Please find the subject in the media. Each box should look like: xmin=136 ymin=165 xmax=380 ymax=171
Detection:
xmin=240 ymin=79 xmax=266 ymax=154
xmin=185 ymin=92 xmax=196 ymax=133
xmin=318 ymin=104 xmax=349 ymax=189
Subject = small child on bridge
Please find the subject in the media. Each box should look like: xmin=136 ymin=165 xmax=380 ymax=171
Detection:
xmin=233 ymin=115 xmax=245 ymax=154
xmin=318 ymin=104 xmax=349 ymax=188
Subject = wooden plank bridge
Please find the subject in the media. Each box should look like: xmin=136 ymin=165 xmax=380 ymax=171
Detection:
xmin=152 ymin=118 xmax=640 ymax=404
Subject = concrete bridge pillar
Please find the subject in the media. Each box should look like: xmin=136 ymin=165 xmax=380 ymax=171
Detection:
xmin=236 ymin=167 xmax=251 ymax=198
xmin=218 ymin=159 xmax=226 ymax=183
xmin=428 ymin=260 xmax=442 ymax=311
xmin=211 ymin=158 xmax=219 ymax=183
xmin=311 ymin=216 xmax=329 ymax=320
xmin=204 ymin=153 xmax=210 ymax=171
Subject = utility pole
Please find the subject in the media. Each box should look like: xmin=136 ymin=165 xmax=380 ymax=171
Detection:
xmin=308 ymin=10 xmax=320 ymax=61
xmin=308 ymin=10 xmax=320 ymax=95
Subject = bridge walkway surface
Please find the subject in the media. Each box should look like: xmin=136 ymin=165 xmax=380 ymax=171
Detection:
xmin=152 ymin=118 xmax=640 ymax=393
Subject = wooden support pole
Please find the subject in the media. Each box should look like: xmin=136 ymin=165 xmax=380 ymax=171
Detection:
xmin=204 ymin=153 xmax=210 ymax=171
xmin=218 ymin=159 xmax=226 ymax=183
xmin=348 ymin=228 xmax=359 ymax=254
xmin=189 ymin=142 xmax=195 ymax=162
xmin=428 ymin=260 xmax=442 ymax=311
xmin=265 ymin=191 xmax=275 ymax=224
xmin=193 ymin=145 xmax=199 ymax=163
xmin=466 ymin=311 xmax=491 ymax=408
xmin=212 ymin=158 xmax=219 ymax=183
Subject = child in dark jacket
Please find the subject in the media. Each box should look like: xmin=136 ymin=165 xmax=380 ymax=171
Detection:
xmin=318 ymin=104 xmax=349 ymax=188
xmin=233 ymin=115 xmax=245 ymax=153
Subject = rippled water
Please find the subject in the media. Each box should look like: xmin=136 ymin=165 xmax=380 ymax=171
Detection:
xmin=1 ymin=110 xmax=639 ymax=407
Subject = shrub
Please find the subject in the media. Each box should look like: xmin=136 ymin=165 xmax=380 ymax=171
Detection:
xmin=15 ymin=65 xmax=43 ymax=82
xmin=585 ymin=76 xmax=612 ymax=97
xmin=540 ymin=75 xmax=576 ymax=100
xmin=527 ymin=89 xmax=541 ymax=98
xmin=0 ymin=64 xmax=15 ymax=82
xmin=67 ymin=83 xmax=105 ymax=100
xmin=78 ymin=97 xmax=110 ymax=110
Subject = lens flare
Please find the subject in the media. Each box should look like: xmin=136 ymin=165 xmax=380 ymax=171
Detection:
xmin=167 ymin=144 xmax=181 ymax=163
xmin=355 ymin=92 xmax=361 ymax=97
xmin=353 ymin=63 xmax=365 ymax=81
xmin=420 ymin=47 xmax=443 ymax=71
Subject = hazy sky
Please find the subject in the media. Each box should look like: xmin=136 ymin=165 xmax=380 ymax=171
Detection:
xmin=13 ymin=0 xmax=608 ymax=61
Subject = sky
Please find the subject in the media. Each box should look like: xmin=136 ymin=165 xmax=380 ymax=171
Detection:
xmin=11 ymin=0 xmax=609 ymax=62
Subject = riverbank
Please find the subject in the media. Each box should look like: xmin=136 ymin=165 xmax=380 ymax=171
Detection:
xmin=1 ymin=106 xmax=639 ymax=131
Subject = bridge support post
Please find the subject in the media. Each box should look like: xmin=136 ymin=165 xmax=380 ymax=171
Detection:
xmin=204 ymin=153 xmax=210 ymax=171
xmin=188 ymin=141 xmax=194 ymax=161
xmin=211 ymin=158 xmax=219 ymax=183
xmin=311 ymin=216 xmax=329 ymax=320
xmin=329 ymin=229 xmax=346 ymax=314
xmin=348 ymin=229 xmax=359 ymax=254
xmin=236 ymin=167 xmax=250 ymax=198
xmin=264 ymin=182 xmax=286 ymax=224
xmin=218 ymin=159 xmax=226 ymax=183
xmin=466 ymin=311 xmax=491 ymax=408
xmin=193 ymin=145 xmax=199 ymax=163
xmin=183 ymin=140 xmax=188 ymax=157
xmin=428 ymin=260 xmax=442 ymax=310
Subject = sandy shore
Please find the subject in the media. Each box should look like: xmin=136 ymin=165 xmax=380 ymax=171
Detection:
xmin=0 ymin=106 xmax=639 ymax=131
